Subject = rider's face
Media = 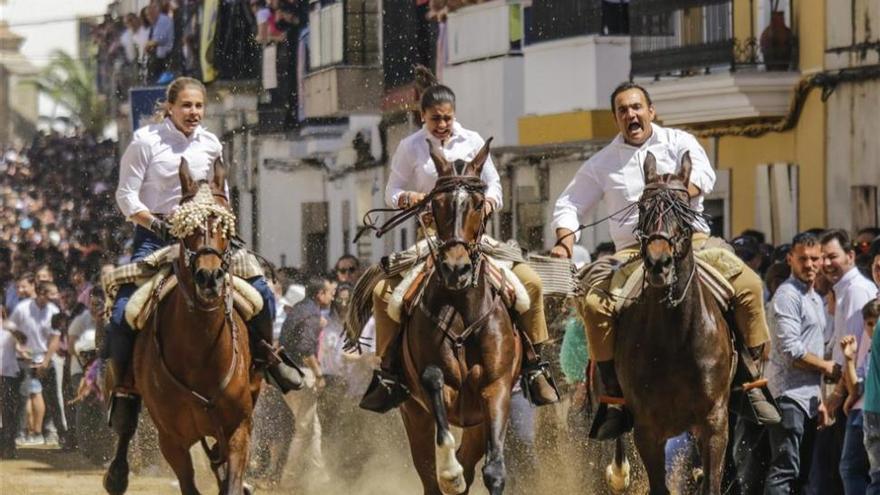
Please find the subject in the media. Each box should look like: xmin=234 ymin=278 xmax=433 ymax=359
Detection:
xmin=169 ymin=87 xmax=205 ymax=137
xmin=788 ymin=243 xmax=822 ymax=286
xmin=613 ymin=88 xmax=656 ymax=146
xmin=421 ymin=103 xmax=455 ymax=142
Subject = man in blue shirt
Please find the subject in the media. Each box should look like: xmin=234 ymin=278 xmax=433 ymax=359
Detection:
xmin=764 ymin=232 xmax=840 ymax=494
xmin=145 ymin=3 xmax=174 ymax=82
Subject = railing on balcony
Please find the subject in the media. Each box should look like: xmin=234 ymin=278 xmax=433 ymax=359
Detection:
xmin=381 ymin=0 xmax=437 ymax=91
xmin=524 ymin=0 xmax=627 ymax=45
xmin=630 ymin=0 xmax=798 ymax=78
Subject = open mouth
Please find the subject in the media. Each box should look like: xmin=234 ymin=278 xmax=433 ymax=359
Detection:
xmin=627 ymin=122 xmax=642 ymax=133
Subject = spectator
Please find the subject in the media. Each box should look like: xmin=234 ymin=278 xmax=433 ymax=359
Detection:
xmin=861 ymin=242 xmax=880 ymax=492
xmin=145 ymin=2 xmax=175 ymax=82
xmin=764 ymin=231 xmax=837 ymax=493
xmin=333 ymin=254 xmax=360 ymax=285
xmin=733 ymin=235 xmax=764 ymax=275
xmin=0 ymin=317 xmax=22 ymax=459
xmin=279 ymin=277 xmax=334 ymax=491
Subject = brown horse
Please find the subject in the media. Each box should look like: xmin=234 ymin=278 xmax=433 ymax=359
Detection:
xmin=607 ymin=152 xmax=733 ymax=495
xmin=396 ymin=139 xmax=522 ymax=495
xmin=104 ymin=158 xmax=260 ymax=495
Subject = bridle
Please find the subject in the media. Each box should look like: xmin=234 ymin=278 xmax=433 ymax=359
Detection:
xmin=635 ymin=182 xmax=699 ymax=308
xmin=175 ymin=191 xmax=234 ymax=311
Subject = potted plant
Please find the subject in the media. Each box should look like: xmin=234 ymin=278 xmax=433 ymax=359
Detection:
xmin=760 ymin=0 xmax=794 ymax=70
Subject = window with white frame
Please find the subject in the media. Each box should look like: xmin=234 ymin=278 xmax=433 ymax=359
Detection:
xmin=309 ymin=0 xmax=345 ymax=70
xmin=755 ymin=163 xmax=799 ymax=245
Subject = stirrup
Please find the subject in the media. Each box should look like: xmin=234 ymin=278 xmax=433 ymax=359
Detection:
xmin=521 ymin=361 xmax=560 ymax=406
xmin=359 ymin=369 xmax=410 ymax=413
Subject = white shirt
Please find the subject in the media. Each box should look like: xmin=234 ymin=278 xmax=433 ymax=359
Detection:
xmin=68 ymin=310 xmax=96 ymax=376
xmin=116 ymin=118 xmax=223 ymax=218
xmin=7 ymin=299 xmax=60 ymax=365
xmin=386 ymin=121 xmax=503 ymax=209
xmin=134 ymin=27 xmax=150 ymax=62
xmin=120 ymin=29 xmax=137 ymax=63
xmin=830 ymin=267 xmax=878 ymax=367
xmin=0 ymin=326 xmax=21 ymax=378
xmin=552 ymin=123 xmax=715 ymax=250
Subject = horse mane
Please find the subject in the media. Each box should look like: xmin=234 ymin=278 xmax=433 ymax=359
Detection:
xmin=168 ymin=183 xmax=236 ymax=239
xmin=633 ymin=183 xmax=703 ymax=241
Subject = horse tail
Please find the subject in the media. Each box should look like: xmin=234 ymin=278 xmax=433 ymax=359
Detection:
xmin=421 ymin=365 xmax=465 ymax=495
xmin=344 ymin=263 xmax=386 ymax=351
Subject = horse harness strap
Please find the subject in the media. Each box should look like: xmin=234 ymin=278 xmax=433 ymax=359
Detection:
xmin=152 ymin=276 xmax=240 ymax=462
xmin=419 ymin=288 xmax=502 ymax=349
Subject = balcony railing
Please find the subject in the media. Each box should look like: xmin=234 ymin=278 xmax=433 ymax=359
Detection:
xmin=524 ymin=0 xmax=605 ymax=45
xmin=630 ymin=0 xmax=798 ymax=78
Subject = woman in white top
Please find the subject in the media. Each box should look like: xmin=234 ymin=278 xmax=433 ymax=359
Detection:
xmin=359 ymin=81 xmax=559 ymax=412
xmin=108 ymin=77 xmax=299 ymax=431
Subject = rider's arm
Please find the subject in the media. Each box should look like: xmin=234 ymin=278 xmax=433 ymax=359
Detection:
xmin=116 ymin=138 xmax=153 ymax=224
xmin=386 ymin=140 xmax=416 ymax=208
xmin=478 ymin=147 xmax=503 ymax=211
xmin=678 ymin=131 xmax=715 ymax=198
xmin=550 ymin=160 xmax=603 ymax=258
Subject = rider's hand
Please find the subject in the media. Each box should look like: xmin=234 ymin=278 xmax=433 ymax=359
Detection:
xmin=550 ymin=243 xmax=572 ymax=259
xmin=149 ymin=217 xmax=173 ymax=243
xmin=315 ymin=375 xmax=326 ymax=392
xmin=398 ymin=192 xmax=426 ymax=209
xmin=483 ymin=198 xmax=496 ymax=217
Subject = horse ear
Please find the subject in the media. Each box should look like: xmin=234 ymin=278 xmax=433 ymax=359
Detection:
xmin=426 ymin=139 xmax=452 ymax=177
xmin=211 ymin=156 xmax=226 ymax=192
xmin=466 ymin=137 xmax=493 ymax=177
xmin=643 ymin=151 xmax=659 ymax=184
xmin=179 ymin=157 xmax=197 ymax=196
xmin=678 ymin=151 xmax=692 ymax=185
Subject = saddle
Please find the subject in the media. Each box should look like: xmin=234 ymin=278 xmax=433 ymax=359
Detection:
xmin=124 ymin=268 xmax=264 ymax=330
xmin=386 ymin=256 xmax=531 ymax=326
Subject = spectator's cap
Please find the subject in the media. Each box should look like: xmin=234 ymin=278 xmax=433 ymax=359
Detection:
xmin=732 ymin=235 xmax=759 ymax=262
xmin=571 ymin=245 xmax=591 ymax=270
xmin=284 ymin=284 xmax=306 ymax=306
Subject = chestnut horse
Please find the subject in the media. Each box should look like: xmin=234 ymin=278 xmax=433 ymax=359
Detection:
xmin=395 ymin=139 xmax=521 ymax=495
xmin=104 ymin=158 xmax=260 ymax=495
xmin=606 ymin=151 xmax=733 ymax=495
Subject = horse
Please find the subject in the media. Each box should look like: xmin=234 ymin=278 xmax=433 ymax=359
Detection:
xmin=104 ymin=158 xmax=261 ymax=495
xmin=395 ymin=138 xmax=522 ymax=495
xmin=606 ymin=151 xmax=734 ymax=495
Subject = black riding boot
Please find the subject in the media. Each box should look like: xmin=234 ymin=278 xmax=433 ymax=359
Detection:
xmin=591 ymin=360 xmax=632 ymax=441
xmin=247 ymin=310 xmax=303 ymax=393
xmin=359 ymin=335 xmax=410 ymax=413
xmin=521 ymin=342 xmax=560 ymax=406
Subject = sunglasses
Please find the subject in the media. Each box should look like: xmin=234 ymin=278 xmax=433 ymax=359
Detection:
xmin=336 ymin=266 xmax=356 ymax=274
xmin=854 ymin=241 xmax=872 ymax=254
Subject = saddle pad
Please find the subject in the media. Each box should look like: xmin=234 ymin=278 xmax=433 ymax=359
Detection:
xmin=386 ymin=257 xmax=530 ymax=324
xmin=611 ymin=259 xmax=736 ymax=315
xmin=125 ymin=272 xmax=264 ymax=330
xmin=526 ymin=254 xmax=577 ymax=297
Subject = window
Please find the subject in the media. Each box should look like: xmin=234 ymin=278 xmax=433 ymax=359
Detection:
xmin=309 ymin=0 xmax=344 ymax=69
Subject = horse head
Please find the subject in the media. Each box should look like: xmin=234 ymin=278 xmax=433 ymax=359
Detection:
xmin=426 ymin=138 xmax=492 ymax=291
xmin=637 ymin=151 xmax=696 ymax=290
xmin=172 ymin=157 xmax=235 ymax=304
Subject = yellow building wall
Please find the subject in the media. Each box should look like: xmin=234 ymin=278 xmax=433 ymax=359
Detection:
xmin=518 ymin=110 xmax=618 ymax=146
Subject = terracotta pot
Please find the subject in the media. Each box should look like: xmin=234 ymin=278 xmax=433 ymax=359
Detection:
xmin=760 ymin=11 xmax=794 ymax=71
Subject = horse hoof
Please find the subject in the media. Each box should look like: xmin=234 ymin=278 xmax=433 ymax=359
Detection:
xmin=103 ymin=462 xmax=129 ymax=495
xmin=605 ymin=459 xmax=631 ymax=494
xmin=438 ymin=468 xmax=466 ymax=495
xmin=243 ymin=482 xmax=255 ymax=495
xmin=692 ymin=467 xmax=704 ymax=484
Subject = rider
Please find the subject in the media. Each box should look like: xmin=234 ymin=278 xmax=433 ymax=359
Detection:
xmin=550 ymin=82 xmax=780 ymax=440
xmin=107 ymin=77 xmax=301 ymax=428
xmin=359 ymin=82 xmax=560 ymax=411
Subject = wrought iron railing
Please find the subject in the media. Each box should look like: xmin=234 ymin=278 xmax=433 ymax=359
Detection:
xmin=630 ymin=0 xmax=798 ymax=78
xmin=524 ymin=0 xmax=606 ymax=45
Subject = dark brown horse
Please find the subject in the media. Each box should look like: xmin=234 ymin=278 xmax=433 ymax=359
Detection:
xmin=608 ymin=151 xmax=733 ymax=495
xmin=397 ymin=139 xmax=522 ymax=495
xmin=104 ymin=158 xmax=261 ymax=495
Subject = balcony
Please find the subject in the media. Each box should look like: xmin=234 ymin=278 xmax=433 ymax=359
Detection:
xmin=302 ymin=0 xmax=381 ymax=118
xmin=629 ymin=0 xmax=801 ymax=125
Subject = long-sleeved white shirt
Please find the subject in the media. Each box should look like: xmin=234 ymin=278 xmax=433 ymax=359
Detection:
xmin=385 ymin=121 xmax=503 ymax=209
xmin=116 ymin=118 xmax=223 ymax=218
xmin=552 ymin=123 xmax=715 ymax=250
xmin=830 ymin=267 xmax=878 ymax=367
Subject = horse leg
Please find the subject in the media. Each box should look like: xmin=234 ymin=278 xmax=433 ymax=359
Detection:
xmin=223 ymin=421 xmax=253 ymax=495
xmin=633 ymin=427 xmax=670 ymax=495
xmin=103 ymin=395 xmax=140 ymax=495
xmin=694 ymin=403 xmax=729 ymax=495
xmin=605 ymin=436 xmax=632 ymax=494
xmin=157 ymin=432 xmax=200 ymax=495
xmin=400 ymin=401 xmax=443 ymax=495
xmin=421 ymin=365 xmax=466 ymax=495
xmin=456 ymin=424 xmax=487 ymax=492
xmin=481 ymin=379 xmax=513 ymax=495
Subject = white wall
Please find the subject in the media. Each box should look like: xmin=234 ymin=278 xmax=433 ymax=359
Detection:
xmin=523 ymin=36 xmax=630 ymax=116
xmin=446 ymin=0 xmax=515 ymax=64
xmin=443 ymin=56 xmax=523 ymax=147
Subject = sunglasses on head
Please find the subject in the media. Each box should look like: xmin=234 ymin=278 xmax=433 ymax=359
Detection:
xmin=336 ymin=266 xmax=356 ymax=274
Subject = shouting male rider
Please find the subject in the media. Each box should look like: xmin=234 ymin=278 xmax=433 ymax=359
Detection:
xmin=550 ymin=81 xmax=780 ymax=440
